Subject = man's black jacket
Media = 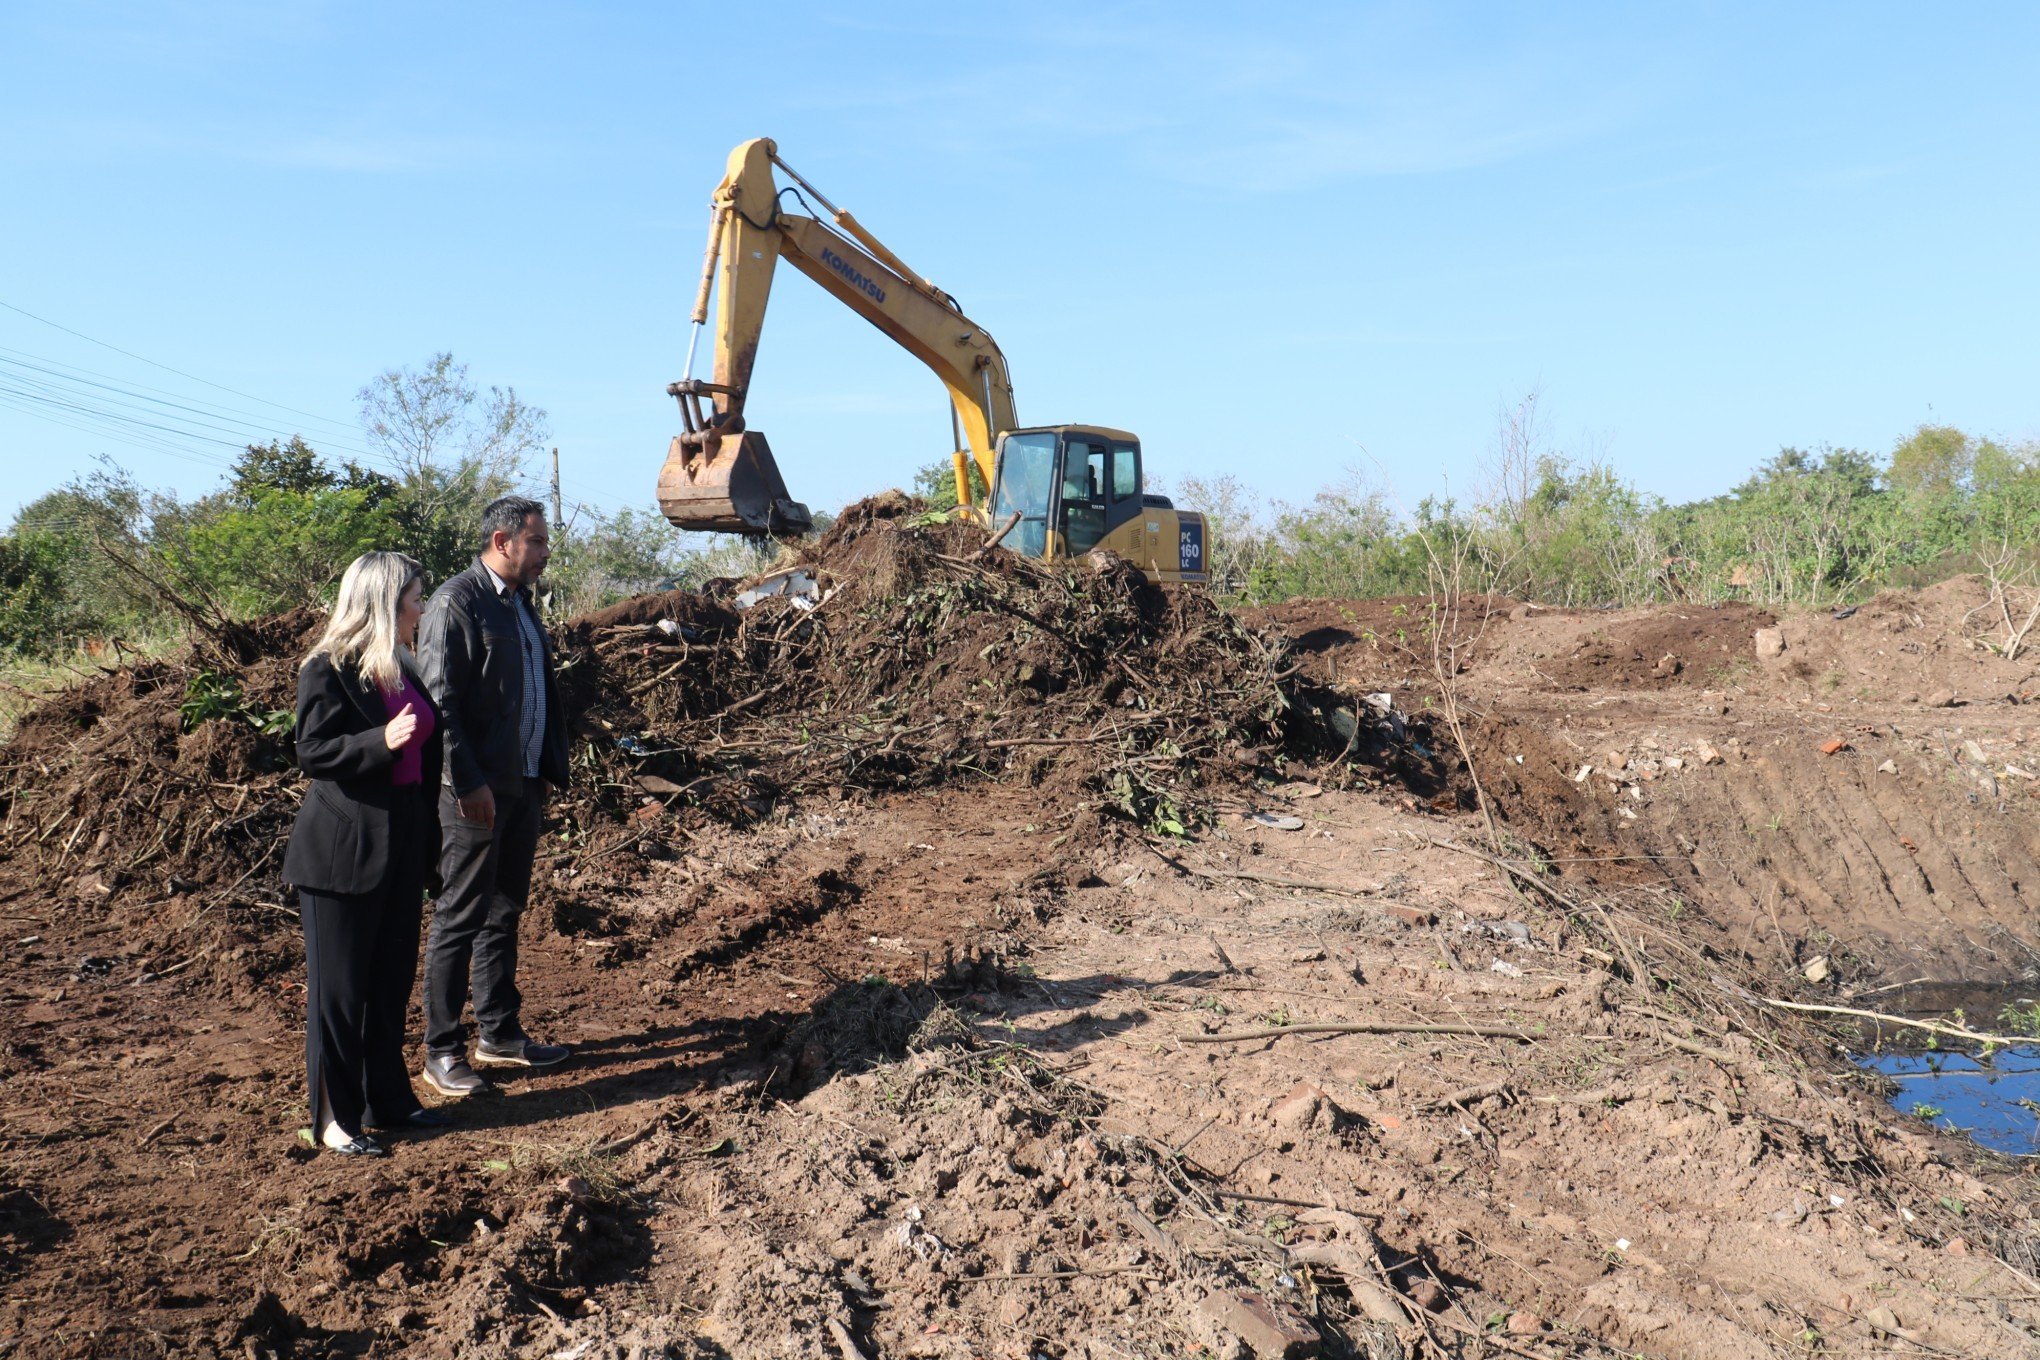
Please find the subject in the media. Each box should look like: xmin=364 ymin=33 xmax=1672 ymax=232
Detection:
xmin=417 ymin=560 xmax=570 ymax=798
xmin=282 ymin=654 xmax=443 ymax=895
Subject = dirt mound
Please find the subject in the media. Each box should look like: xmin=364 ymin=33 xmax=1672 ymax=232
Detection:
xmin=0 ymin=501 xmax=1433 ymax=998
xmin=0 ymin=610 xmax=318 ymax=1005
xmin=1498 ymin=601 xmax=1777 ymax=691
xmin=1754 ymin=576 xmax=2039 ymax=703
xmin=555 ymin=497 xmax=1430 ymax=847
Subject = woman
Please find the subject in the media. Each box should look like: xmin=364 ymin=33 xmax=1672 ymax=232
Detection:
xmin=282 ymin=551 xmax=452 ymax=1156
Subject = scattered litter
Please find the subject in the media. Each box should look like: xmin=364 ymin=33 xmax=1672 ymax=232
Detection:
xmin=732 ymin=566 xmax=826 ymax=611
xmin=1247 ymin=812 xmax=1305 ymax=831
xmin=1463 ymin=920 xmax=1533 ymax=946
xmin=1831 ymin=606 xmax=1858 ymax=620
xmin=1490 ymin=959 xmax=1524 ymax=978
xmin=1802 ymin=955 xmax=1831 ymax=984
xmin=893 ymin=1203 xmax=949 ymax=1262
xmin=1820 ymin=738 xmax=1851 ymax=756
xmin=1877 ymin=759 xmax=1898 ymax=775
xmin=1573 ymin=763 xmax=1593 ymax=783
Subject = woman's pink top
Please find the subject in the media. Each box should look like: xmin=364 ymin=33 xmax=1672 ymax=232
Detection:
xmin=384 ymin=674 xmax=437 ymax=787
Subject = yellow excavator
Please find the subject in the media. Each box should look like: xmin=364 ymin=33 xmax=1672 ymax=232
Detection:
xmin=657 ymin=138 xmax=1208 ymax=585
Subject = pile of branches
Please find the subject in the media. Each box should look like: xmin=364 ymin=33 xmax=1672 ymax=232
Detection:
xmin=0 ymin=613 xmax=315 ymax=990
xmin=556 ymin=493 xmax=1431 ymax=839
xmin=0 ymin=493 xmax=1442 ymax=986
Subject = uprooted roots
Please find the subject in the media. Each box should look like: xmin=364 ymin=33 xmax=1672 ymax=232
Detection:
xmin=556 ymin=492 xmax=1442 ymax=840
xmin=0 ymin=493 xmax=1447 ymax=998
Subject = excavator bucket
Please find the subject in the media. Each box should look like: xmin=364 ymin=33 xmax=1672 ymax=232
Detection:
xmin=656 ymin=430 xmax=813 ymax=537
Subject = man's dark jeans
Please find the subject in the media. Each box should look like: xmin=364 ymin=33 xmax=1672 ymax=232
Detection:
xmin=424 ymin=777 xmax=545 ymax=1056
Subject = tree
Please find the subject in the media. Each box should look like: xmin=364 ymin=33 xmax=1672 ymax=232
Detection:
xmin=1886 ymin=424 xmax=1977 ymax=499
xmin=1246 ymin=478 xmax=1428 ymax=602
xmin=1170 ymin=474 xmax=1271 ymax=600
xmin=1498 ymin=457 xmax=1663 ymax=606
xmin=0 ymin=532 xmax=74 ymax=656
xmin=230 ymin=435 xmax=331 ymax=500
xmin=358 ymin=352 xmax=546 ymax=486
xmin=0 ymin=468 xmax=166 ymax=653
xmin=1660 ymin=447 xmax=1891 ymax=606
xmin=358 ymin=353 xmax=549 ymax=582
xmin=173 ymin=485 xmax=402 ymax=614
xmin=910 ymin=456 xmax=987 ymax=514
xmin=544 ymin=507 xmax=692 ymax=616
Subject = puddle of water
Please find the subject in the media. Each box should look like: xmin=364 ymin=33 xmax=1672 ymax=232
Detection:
xmin=1858 ymin=1046 xmax=2040 ymax=1156
xmin=1850 ymin=980 xmax=2040 ymax=1156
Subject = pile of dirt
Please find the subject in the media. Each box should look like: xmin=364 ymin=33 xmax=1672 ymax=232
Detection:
xmin=1247 ymin=595 xmax=1780 ymax=697
xmin=1755 ymin=576 xmax=2040 ymax=702
xmin=0 ymin=611 xmax=318 ymax=1006
xmin=0 ymin=498 xmax=1437 ymax=998
xmin=554 ymin=493 xmax=1437 ymax=846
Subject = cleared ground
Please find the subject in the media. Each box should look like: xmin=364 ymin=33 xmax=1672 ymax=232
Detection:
xmin=5 ymin=519 xmax=2039 ymax=1358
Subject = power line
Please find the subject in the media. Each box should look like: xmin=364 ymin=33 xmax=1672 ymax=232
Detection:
xmin=0 ymin=345 xmax=393 ymax=467
xmin=0 ymin=298 xmax=363 ymax=439
xmin=0 ymin=301 xmax=594 ymax=520
xmin=0 ymin=333 xmax=417 ymax=483
xmin=0 ymin=389 xmax=240 ymax=472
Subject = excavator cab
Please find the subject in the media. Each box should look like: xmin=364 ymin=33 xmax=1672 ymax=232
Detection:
xmin=989 ymin=426 xmax=1208 ymax=584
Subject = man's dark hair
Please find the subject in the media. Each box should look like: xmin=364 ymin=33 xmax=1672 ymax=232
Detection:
xmin=481 ymin=495 xmax=545 ymax=547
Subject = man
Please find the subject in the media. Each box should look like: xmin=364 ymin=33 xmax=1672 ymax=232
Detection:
xmin=416 ymin=496 xmax=571 ymax=1097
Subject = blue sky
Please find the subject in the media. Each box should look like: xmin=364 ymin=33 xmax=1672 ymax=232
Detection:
xmin=3 ymin=2 xmax=2036 ymax=528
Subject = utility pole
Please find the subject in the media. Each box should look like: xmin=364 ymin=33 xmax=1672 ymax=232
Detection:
xmin=549 ymin=447 xmax=562 ymax=529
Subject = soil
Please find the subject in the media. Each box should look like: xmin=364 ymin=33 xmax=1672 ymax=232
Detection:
xmin=5 ymin=522 xmax=2040 ymax=1359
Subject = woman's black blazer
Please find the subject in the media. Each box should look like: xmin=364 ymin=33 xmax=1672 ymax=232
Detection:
xmin=281 ymin=653 xmax=443 ymax=896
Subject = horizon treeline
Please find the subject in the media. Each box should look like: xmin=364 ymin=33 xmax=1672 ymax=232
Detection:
xmin=0 ymin=354 xmax=775 ymax=660
xmin=4 ymin=371 xmax=2037 ymax=660
xmin=1168 ymin=418 xmax=2040 ymax=615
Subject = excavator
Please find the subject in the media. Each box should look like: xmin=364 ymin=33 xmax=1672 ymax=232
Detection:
xmin=656 ymin=138 xmax=1208 ymax=585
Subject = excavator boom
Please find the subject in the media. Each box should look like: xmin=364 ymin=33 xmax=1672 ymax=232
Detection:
xmin=657 ymin=139 xmax=1209 ymax=585
xmin=659 ymin=138 xmax=1015 ymax=535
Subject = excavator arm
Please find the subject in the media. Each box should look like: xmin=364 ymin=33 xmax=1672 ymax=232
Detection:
xmin=659 ymin=138 xmax=1018 ymax=534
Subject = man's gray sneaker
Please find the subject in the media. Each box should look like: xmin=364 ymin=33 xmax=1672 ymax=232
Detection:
xmin=422 ymin=1053 xmax=492 ymax=1097
xmin=474 ymin=1037 xmax=570 ymax=1068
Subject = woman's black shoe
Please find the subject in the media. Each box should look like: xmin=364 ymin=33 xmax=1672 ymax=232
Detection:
xmin=324 ymin=1132 xmax=388 ymax=1158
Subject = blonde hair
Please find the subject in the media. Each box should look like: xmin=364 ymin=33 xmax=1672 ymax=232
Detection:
xmin=307 ymin=551 xmax=424 ymax=694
